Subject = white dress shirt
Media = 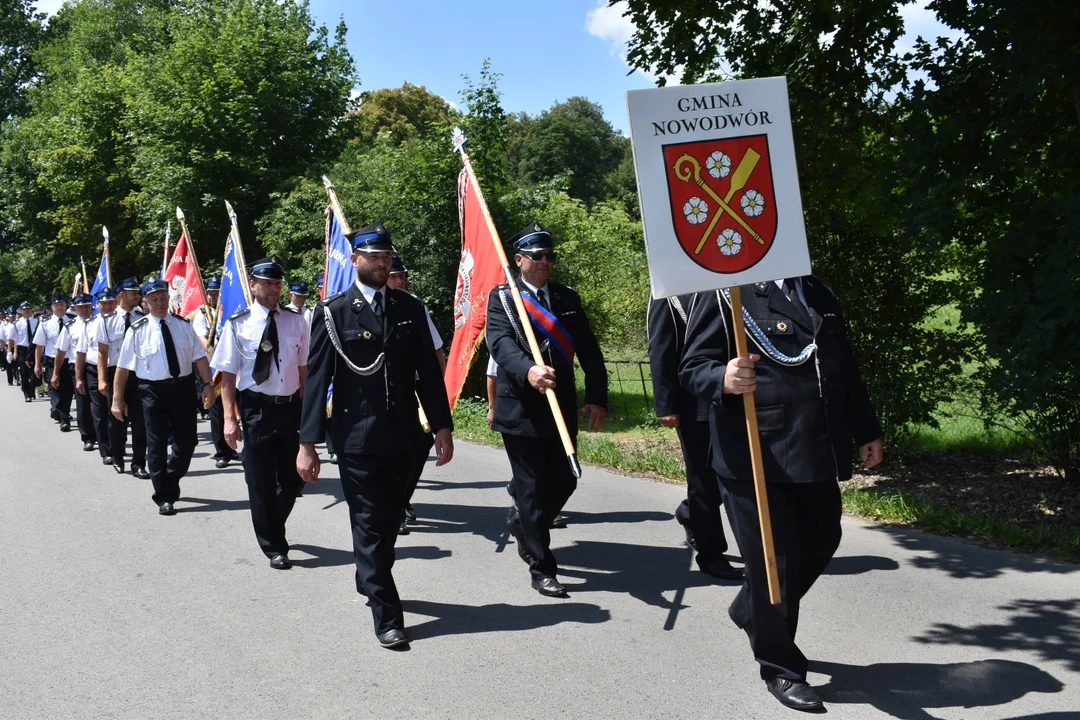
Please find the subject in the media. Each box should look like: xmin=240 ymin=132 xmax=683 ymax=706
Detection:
xmin=192 ymin=307 xmax=216 ymax=339
xmin=285 ymin=302 xmax=314 ymax=326
xmin=211 ymin=302 xmax=309 ymax=395
xmin=95 ymin=307 xmax=144 ymax=367
xmin=116 ymin=313 xmax=206 ymax=380
xmin=15 ymin=316 xmax=37 ymax=347
xmin=62 ymin=316 xmax=100 ymax=366
xmin=32 ymin=313 xmax=68 ymax=358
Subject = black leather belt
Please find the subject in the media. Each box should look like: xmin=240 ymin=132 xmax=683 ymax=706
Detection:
xmin=241 ymin=389 xmax=299 ymax=404
xmin=140 ymin=375 xmax=191 ymax=386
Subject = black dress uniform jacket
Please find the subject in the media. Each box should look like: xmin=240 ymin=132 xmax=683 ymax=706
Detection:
xmin=300 ymin=282 xmax=452 ymax=451
xmin=486 ymin=279 xmax=607 ymax=437
xmin=648 ymin=294 xmax=708 ymax=423
xmin=680 ymin=278 xmax=881 ymax=484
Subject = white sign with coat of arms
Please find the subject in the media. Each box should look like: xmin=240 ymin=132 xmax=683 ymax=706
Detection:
xmin=627 ymin=76 xmax=811 ymax=298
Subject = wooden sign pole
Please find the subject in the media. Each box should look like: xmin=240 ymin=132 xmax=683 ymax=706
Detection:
xmin=728 ymin=285 xmax=781 ymax=605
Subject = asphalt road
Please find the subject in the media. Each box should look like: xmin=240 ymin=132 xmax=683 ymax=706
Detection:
xmin=2 ymin=389 xmax=1079 ymax=719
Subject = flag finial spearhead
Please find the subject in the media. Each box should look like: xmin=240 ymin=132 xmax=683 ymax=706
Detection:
xmin=452 ymin=127 xmax=466 ymax=154
xmin=102 ymin=226 xmax=110 ymax=244
xmin=175 ymin=206 xmax=184 ymax=222
xmin=224 ymin=200 xmax=237 ymax=228
xmin=322 ymin=175 xmax=335 ymax=191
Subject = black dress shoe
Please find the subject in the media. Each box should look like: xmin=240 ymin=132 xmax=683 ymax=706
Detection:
xmin=24 ymin=397 xmax=31 ymax=403
xmin=328 ymin=453 xmax=337 ymax=464
xmin=550 ymin=514 xmax=568 ymax=529
xmin=675 ymin=510 xmax=698 ymax=551
xmin=270 ymin=554 xmax=292 ymax=570
xmin=398 ymin=520 xmax=410 ymax=535
xmin=158 ymin=502 xmax=177 ymax=516
xmin=83 ymin=441 xmax=95 ymax=451
xmin=531 ymin=576 xmax=568 ymax=597
xmin=59 ymin=422 xmax=71 ymax=432
xmin=507 ymin=520 xmax=532 ymax=564
xmin=112 ymin=460 xmax=125 ymax=474
xmin=766 ymin=678 xmax=824 ymax=713
xmin=215 ymin=458 xmax=229 ymax=469
xmin=404 ymin=503 xmax=416 ymax=522
xmin=103 ymin=456 xmax=114 ymax=465
xmin=132 ymin=466 xmax=150 ymax=479
xmin=376 ymin=628 xmax=409 ymax=649
xmin=699 ymin=556 xmax=744 ymax=581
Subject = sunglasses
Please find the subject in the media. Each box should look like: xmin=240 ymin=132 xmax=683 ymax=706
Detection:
xmin=521 ymin=251 xmax=557 ymax=263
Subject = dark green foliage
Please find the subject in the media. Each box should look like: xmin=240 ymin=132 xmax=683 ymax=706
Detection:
xmin=0 ymin=0 xmax=48 ymax=121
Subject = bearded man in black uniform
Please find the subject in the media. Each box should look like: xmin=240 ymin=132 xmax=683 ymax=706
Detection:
xmin=297 ymin=220 xmax=454 ymax=650
xmin=680 ymin=278 xmax=883 ymax=713
xmin=486 ymin=222 xmax=607 ymax=598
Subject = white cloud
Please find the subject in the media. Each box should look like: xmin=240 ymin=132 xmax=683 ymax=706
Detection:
xmin=585 ymin=0 xmax=679 ymax=85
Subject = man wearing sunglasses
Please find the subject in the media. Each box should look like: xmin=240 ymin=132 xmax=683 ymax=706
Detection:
xmin=486 ymin=222 xmax=608 ymax=598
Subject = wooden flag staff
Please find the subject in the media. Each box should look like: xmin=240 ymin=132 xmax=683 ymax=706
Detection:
xmin=728 ymin=285 xmax=782 ymax=604
xmin=452 ymin=128 xmax=581 ymax=478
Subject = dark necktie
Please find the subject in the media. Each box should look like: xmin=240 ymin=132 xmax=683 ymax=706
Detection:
xmin=371 ymin=291 xmax=383 ymax=319
xmin=252 ymin=309 xmax=279 ymax=385
xmin=782 ymin=279 xmax=812 ymax=325
xmin=159 ymin=318 xmax=181 ymax=378
xmin=124 ymin=312 xmax=132 ymax=333
xmin=56 ymin=315 xmax=64 ymax=335
xmin=537 ymin=289 xmax=549 ymax=310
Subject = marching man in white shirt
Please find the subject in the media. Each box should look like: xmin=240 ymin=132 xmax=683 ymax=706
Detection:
xmin=52 ymin=293 xmax=98 ymax=451
xmin=213 ymin=257 xmax=310 ymax=570
xmin=111 ymin=279 xmax=214 ymax=516
xmin=34 ymin=294 xmax=75 ymax=432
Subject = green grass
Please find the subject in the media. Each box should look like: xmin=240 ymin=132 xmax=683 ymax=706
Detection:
xmin=908 ymin=409 xmax=1033 ymax=456
xmin=842 ymin=487 xmax=1080 ymax=562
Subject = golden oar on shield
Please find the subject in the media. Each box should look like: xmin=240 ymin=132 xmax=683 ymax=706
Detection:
xmin=673 ymin=149 xmax=764 ymax=255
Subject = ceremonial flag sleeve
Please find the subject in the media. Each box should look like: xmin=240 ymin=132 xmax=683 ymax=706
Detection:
xmin=324 ymin=208 xmax=353 ymax=297
xmin=216 ymin=231 xmax=249 ymax=338
xmin=163 ymin=231 xmax=208 ymax=317
xmin=89 ymin=249 xmax=110 ymax=313
xmin=444 ymin=167 xmax=507 ymax=411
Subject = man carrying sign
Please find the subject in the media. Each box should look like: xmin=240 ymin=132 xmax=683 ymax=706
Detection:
xmin=680 ymin=278 xmax=882 ymax=712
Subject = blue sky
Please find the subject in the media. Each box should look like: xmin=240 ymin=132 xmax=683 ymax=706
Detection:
xmin=33 ymin=0 xmax=959 ymax=135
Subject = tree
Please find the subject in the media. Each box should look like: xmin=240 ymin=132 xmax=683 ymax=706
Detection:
xmin=0 ymin=0 xmax=48 ymax=121
xmin=511 ymin=96 xmax=626 ymax=207
xmin=350 ymin=83 xmax=455 ymax=147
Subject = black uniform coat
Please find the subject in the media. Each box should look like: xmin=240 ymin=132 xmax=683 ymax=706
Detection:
xmin=679 ymin=277 xmax=881 ymax=485
xmin=647 ymin=294 xmax=708 ymax=423
xmin=486 ymin=279 xmax=607 ymax=438
xmin=299 ymin=282 xmax=452 ymax=456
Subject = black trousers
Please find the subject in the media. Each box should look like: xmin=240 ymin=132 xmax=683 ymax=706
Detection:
xmin=503 ymin=433 xmax=578 ymax=581
xmin=207 ymin=394 xmax=235 ymax=460
xmin=721 ymin=477 xmax=842 ymax=681
xmin=17 ymin=346 xmax=37 ymax=400
xmin=5 ymin=350 xmax=18 ymax=385
xmin=107 ymin=365 xmax=146 ymax=467
xmin=238 ymin=390 xmax=303 ymax=558
xmin=139 ymin=375 xmax=198 ymax=506
xmin=44 ymin=357 xmax=74 ymax=424
xmin=675 ymin=419 xmax=729 ymax=562
xmin=85 ymin=365 xmax=111 ymax=459
xmin=337 ymin=452 xmax=410 ymax=635
xmin=69 ymin=363 xmax=95 ymax=443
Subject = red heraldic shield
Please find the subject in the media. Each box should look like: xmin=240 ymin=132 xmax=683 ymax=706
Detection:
xmin=663 ymin=134 xmax=778 ymax=274
xmin=444 ymin=167 xmax=506 ymax=411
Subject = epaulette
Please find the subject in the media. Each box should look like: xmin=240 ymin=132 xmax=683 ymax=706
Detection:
xmin=320 ymin=291 xmax=347 ymax=306
xmin=280 ymin=305 xmax=300 ymax=314
xmin=170 ymin=312 xmax=190 ymax=323
xmin=101 ymin=311 xmax=117 ymax=318
xmin=130 ymin=316 xmax=150 ymax=329
xmin=228 ymin=307 xmax=250 ymax=321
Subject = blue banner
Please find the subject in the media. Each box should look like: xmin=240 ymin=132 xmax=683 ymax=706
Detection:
xmin=216 ymin=231 xmax=249 ymax=337
xmin=89 ymin=250 xmax=109 ymax=313
xmin=325 ymin=210 xmax=353 ymax=297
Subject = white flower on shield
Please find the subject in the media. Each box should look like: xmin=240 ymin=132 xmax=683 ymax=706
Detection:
xmin=683 ymin=197 xmax=709 ymax=225
xmin=741 ymin=189 xmax=765 ymax=217
xmin=718 ymin=228 xmax=743 ymax=256
xmin=706 ymin=151 xmax=731 ymax=179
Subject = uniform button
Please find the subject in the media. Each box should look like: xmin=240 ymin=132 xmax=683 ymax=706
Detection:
xmin=391 ymin=401 xmax=396 ymax=407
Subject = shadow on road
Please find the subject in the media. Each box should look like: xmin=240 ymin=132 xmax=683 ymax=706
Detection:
xmin=403 ymin=598 xmax=611 ymax=640
xmin=560 ymin=509 xmax=673 ymax=525
xmin=915 ymin=597 xmax=1080 ymax=672
xmin=290 ymin=543 xmax=451 ymax=569
xmin=812 ymin=658 xmax=1063 ymax=720
xmin=824 ymin=555 xmax=900 ymax=575
xmin=873 ymin=525 xmax=1078 ymax=580
xmin=178 ymin=496 xmax=249 ymax=513
xmin=415 ymin=476 xmax=512 ymax=493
